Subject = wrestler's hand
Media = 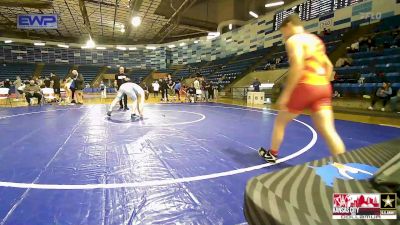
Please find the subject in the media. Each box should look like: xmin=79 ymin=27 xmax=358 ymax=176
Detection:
xmin=276 ymin=94 xmax=289 ymax=111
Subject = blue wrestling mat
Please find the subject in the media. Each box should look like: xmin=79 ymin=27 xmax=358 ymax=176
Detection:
xmin=0 ymin=103 xmax=399 ymax=225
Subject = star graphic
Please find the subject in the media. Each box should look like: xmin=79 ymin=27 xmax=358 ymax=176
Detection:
xmin=383 ymin=195 xmax=395 ymax=207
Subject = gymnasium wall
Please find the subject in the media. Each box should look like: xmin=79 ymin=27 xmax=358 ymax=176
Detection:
xmin=168 ymin=0 xmax=400 ymax=64
xmin=0 ymin=0 xmax=398 ymax=69
xmin=0 ymin=44 xmax=167 ymax=69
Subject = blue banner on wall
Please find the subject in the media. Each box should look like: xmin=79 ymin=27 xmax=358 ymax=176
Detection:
xmin=17 ymin=14 xmax=58 ymax=29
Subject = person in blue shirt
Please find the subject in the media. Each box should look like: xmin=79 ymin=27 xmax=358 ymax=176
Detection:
xmin=174 ymin=81 xmax=182 ymax=101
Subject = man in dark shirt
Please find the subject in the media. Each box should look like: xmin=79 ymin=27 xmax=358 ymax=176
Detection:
xmin=114 ymin=66 xmax=128 ymax=110
xmin=4 ymin=79 xmax=11 ymax=88
xmin=161 ymin=77 xmax=169 ymax=102
xmin=50 ymin=73 xmax=61 ymax=100
xmin=187 ymin=84 xmax=196 ymax=103
xmin=253 ymin=78 xmax=261 ymax=92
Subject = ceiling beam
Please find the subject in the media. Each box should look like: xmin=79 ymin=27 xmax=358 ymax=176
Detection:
xmin=0 ymin=0 xmax=52 ymax=9
xmin=78 ymin=0 xmax=92 ymax=37
xmin=178 ymin=24 xmax=213 ymax=33
xmin=155 ymin=0 xmax=199 ymax=43
xmin=64 ymin=0 xmax=82 ymax=35
xmin=112 ymin=0 xmax=119 ymax=37
xmin=124 ymin=0 xmax=143 ymax=38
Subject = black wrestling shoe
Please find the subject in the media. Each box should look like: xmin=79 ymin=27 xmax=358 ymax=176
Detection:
xmin=258 ymin=147 xmax=278 ymax=163
xmin=124 ymin=107 xmax=130 ymax=111
xmin=131 ymin=114 xmax=137 ymax=120
xmin=107 ymin=111 xmax=112 ymax=117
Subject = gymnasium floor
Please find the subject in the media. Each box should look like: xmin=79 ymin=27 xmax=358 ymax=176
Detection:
xmin=0 ymin=101 xmax=399 ymax=225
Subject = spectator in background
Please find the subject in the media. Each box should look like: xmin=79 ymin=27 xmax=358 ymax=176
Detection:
xmin=174 ymin=80 xmax=181 ymax=101
xmin=180 ymin=85 xmax=187 ymax=102
xmin=208 ymin=82 xmax=214 ymax=100
xmin=368 ymin=82 xmax=392 ymax=111
xmin=71 ymin=70 xmax=84 ymax=104
xmin=253 ymin=78 xmax=261 ymax=92
xmin=100 ymin=81 xmax=107 ymax=99
xmin=75 ymin=72 xmax=84 ymax=104
xmin=114 ymin=66 xmax=128 ymax=110
xmin=193 ymin=77 xmax=200 ymax=101
xmin=4 ymin=79 xmax=11 ymax=88
xmin=50 ymin=73 xmax=60 ymax=101
xmin=24 ymin=79 xmax=42 ymax=106
xmin=152 ymin=80 xmax=160 ymax=97
xmin=44 ymin=77 xmax=51 ymax=88
xmin=367 ymin=37 xmax=376 ymax=52
xmin=187 ymin=84 xmax=196 ymax=103
xmin=201 ymin=77 xmax=208 ymax=102
xmin=390 ymin=89 xmax=400 ymax=113
xmin=13 ymin=76 xmax=22 ymax=100
xmin=161 ymin=77 xmax=169 ymax=102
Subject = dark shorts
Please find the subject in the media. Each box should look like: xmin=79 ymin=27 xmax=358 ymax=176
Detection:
xmin=53 ymin=88 xmax=60 ymax=94
xmin=175 ymin=89 xmax=180 ymax=94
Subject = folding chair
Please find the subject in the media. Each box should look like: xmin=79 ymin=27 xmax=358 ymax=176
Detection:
xmin=0 ymin=88 xmax=12 ymax=107
xmin=41 ymin=88 xmax=56 ymax=104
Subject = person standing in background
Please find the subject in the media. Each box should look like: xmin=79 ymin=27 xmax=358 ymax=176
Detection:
xmin=50 ymin=73 xmax=61 ymax=101
xmin=114 ymin=66 xmax=128 ymax=110
xmin=161 ymin=77 xmax=169 ymax=102
xmin=71 ymin=70 xmax=84 ymax=104
xmin=174 ymin=80 xmax=182 ymax=101
xmin=193 ymin=77 xmax=200 ymax=102
xmin=152 ymin=80 xmax=160 ymax=97
xmin=253 ymin=78 xmax=261 ymax=92
xmin=100 ymin=81 xmax=107 ymax=99
xmin=13 ymin=76 xmax=22 ymax=100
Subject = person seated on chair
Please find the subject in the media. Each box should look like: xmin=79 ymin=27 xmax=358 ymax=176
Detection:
xmin=24 ymin=79 xmax=42 ymax=106
xmin=368 ymin=82 xmax=392 ymax=112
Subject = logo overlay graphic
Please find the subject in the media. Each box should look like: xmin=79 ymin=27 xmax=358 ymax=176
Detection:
xmin=313 ymin=162 xmax=379 ymax=187
xmin=332 ymin=193 xmax=397 ymax=219
xmin=17 ymin=14 xmax=58 ymax=29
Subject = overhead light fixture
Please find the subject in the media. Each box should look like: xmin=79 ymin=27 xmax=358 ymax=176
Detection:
xmin=121 ymin=27 xmax=126 ymax=33
xmin=194 ymin=40 xmax=199 ymax=44
xmin=57 ymin=44 xmax=69 ymax=48
xmin=179 ymin=43 xmax=186 ymax=46
xmin=265 ymin=1 xmax=284 ymax=7
xmin=128 ymin=47 xmax=137 ymax=50
xmin=168 ymin=44 xmax=176 ymax=48
xmin=116 ymin=46 xmax=127 ymax=50
xmin=131 ymin=16 xmax=141 ymax=27
xmin=96 ymin=46 xmax=106 ymax=50
xmin=34 ymin=42 xmax=45 ymax=46
xmin=229 ymin=24 xmax=233 ymax=30
xmin=146 ymin=46 xmax=156 ymax=50
xmin=249 ymin=11 xmax=258 ymax=18
xmin=4 ymin=40 xmax=12 ymax=44
xmin=85 ymin=38 xmax=95 ymax=48
xmin=207 ymin=32 xmax=220 ymax=40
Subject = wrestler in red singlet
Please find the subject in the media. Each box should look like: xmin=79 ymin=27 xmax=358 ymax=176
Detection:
xmin=259 ymin=15 xmax=346 ymax=163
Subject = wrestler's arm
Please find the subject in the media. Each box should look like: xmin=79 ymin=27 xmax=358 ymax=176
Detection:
xmin=278 ymin=37 xmax=305 ymax=104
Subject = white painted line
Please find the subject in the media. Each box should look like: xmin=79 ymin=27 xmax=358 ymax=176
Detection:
xmin=0 ymin=105 xmax=317 ymax=189
xmin=104 ymin=109 xmax=206 ymax=127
